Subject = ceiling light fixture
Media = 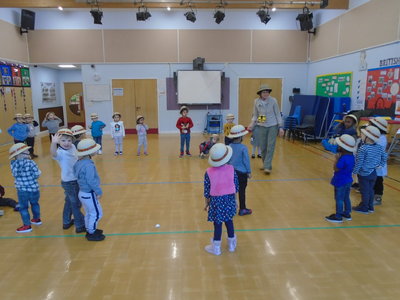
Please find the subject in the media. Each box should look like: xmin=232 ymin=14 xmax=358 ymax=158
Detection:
xmin=183 ymin=2 xmax=197 ymax=23
xmin=58 ymin=65 xmax=77 ymax=68
xmin=257 ymin=7 xmax=271 ymax=25
xmin=296 ymin=7 xmax=313 ymax=32
xmin=137 ymin=1 xmax=151 ymax=21
xmin=58 ymin=6 xmax=63 ymax=11
xmin=89 ymin=0 xmax=103 ymax=25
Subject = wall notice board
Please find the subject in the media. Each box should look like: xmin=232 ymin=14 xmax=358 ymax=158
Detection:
xmin=365 ymin=65 xmax=400 ymax=117
xmin=316 ymin=72 xmax=352 ymax=98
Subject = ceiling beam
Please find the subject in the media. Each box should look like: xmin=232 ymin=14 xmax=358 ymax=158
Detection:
xmin=0 ymin=0 xmax=349 ymax=10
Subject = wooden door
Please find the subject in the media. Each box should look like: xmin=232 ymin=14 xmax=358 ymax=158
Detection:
xmin=239 ymin=78 xmax=283 ymax=127
xmin=112 ymin=79 xmax=158 ymax=132
xmin=64 ymin=82 xmax=85 ymax=127
xmin=133 ymin=79 xmax=158 ymax=130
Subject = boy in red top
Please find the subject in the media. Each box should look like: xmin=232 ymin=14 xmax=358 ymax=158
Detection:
xmin=176 ymin=106 xmax=194 ymax=158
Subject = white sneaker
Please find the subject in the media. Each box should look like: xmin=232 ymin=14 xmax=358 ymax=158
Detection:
xmin=98 ymin=150 xmax=102 ymax=155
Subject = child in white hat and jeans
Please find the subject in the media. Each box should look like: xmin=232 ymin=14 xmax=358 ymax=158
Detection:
xmin=9 ymin=143 xmax=42 ymax=233
xmin=73 ymin=139 xmax=105 ymax=241
xmin=227 ymin=125 xmax=252 ymax=216
xmin=204 ymin=143 xmax=239 ymax=255
xmin=352 ymin=126 xmax=387 ymax=214
xmin=369 ymin=117 xmax=388 ymax=205
xmin=325 ymin=134 xmax=356 ymax=223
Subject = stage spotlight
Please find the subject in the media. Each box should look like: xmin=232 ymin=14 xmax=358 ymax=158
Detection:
xmin=184 ymin=11 xmax=196 ymax=23
xmin=214 ymin=10 xmax=225 ymax=24
xmin=320 ymin=0 xmax=329 ymax=9
xmin=257 ymin=9 xmax=271 ymax=25
xmin=136 ymin=7 xmax=151 ymax=21
xmin=296 ymin=7 xmax=313 ymax=31
xmin=90 ymin=9 xmax=103 ymax=25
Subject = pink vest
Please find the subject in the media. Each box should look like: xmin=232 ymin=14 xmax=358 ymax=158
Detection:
xmin=207 ymin=164 xmax=236 ymax=196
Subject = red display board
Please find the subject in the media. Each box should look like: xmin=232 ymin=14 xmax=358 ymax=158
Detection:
xmin=365 ymin=65 xmax=400 ymax=117
xmin=11 ymin=67 xmax=22 ymax=86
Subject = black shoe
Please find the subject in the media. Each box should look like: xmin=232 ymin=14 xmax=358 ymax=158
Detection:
xmin=63 ymin=220 xmax=74 ymax=230
xmin=75 ymin=227 xmax=86 ymax=233
xmin=86 ymin=232 xmax=105 ymax=241
xmin=94 ymin=229 xmax=104 ymax=235
xmin=351 ymin=183 xmax=359 ymax=189
xmin=31 ymin=154 xmax=38 ymax=158
xmin=251 ymin=154 xmax=255 ymax=159
xmin=325 ymin=214 xmax=343 ymax=223
xmin=257 ymin=154 xmax=262 ymax=158
xmin=342 ymin=214 xmax=352 ymax=221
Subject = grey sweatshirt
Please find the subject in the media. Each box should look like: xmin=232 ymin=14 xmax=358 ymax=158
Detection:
xmin=73 ymin=157 xmax=102 ymax=196
xmin=42 ymin=117 xmax=62 ymax=133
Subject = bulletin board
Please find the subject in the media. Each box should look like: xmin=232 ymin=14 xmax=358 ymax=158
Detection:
xmin=365 ymin=65 xmax=400 ymax=117
xmin=316 ymin=72 xmax=352 ymax=98
xmin=86 ymin=84 xmax=111 ymax=102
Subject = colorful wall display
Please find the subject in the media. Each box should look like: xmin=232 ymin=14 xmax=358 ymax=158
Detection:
xmin=21 ymin=68 xmax=31 ymax=87
xmin=11 ymin=67 xmax=22 ymax=86
xmin=365 ymin=65 xmax=400 ymax=117
xmin=316 ymin=72 xmax=352 ymax=98
xmin=0 ymin=65 xmax=13 ymax=86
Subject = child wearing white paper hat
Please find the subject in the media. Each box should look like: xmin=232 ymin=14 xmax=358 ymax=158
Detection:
xmin=73 ymin=139 xmax=105 ymax=242
xmin=227 ymin=125 xmax=252 ymax=216
xmin=9 ymin=143 xmax=42 ymax=233
xmin=352 ymin=126 xmax=387 ymax=214
xmin=71 ymin=125 xmax=87 ymax=147
xmin=325 ymin=134 xmax=356 ymax=223
xmin=369 ymin=117 xmax=388 ymax=205
xmin=203 ymin=143 xmax=239 ymax=256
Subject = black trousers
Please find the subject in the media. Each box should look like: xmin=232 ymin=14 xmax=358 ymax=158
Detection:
xmin=236 ymin=171 xmax=248 ymax=210
xmin=374 ymin=176 xmax=384 ymax=196
xmin=26 ymin=137 xmax=35 ymax=154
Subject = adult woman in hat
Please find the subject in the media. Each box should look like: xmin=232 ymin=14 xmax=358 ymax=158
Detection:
xmin=248 ymin=84 xmax=284 ymax=174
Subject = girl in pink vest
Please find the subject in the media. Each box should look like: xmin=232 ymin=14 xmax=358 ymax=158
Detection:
xmin=204 ymin=143 xmax=239 ymax=255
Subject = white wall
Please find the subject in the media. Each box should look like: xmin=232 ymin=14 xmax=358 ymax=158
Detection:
xmin=307 ymin=41 xmax=400 ymax=110
xmin=78 ymin=62 xmax=308 ymax=133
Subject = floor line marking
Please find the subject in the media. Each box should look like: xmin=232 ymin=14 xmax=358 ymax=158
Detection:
xmin=1 ymin=224 xmax=399 ymax=239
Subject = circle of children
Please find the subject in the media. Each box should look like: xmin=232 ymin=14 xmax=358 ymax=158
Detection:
xmin=5 ymin=102 xmax=388 ymax=253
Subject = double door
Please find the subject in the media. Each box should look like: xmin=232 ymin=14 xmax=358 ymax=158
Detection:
xmin=112 ymin=79 xmax=158 ymax=131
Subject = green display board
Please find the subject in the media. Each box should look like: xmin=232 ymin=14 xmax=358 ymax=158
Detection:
xmin=20 ymin=68 xmax=31 ymax=87
xmin=316 ymin=72 xmax=352 ymax=97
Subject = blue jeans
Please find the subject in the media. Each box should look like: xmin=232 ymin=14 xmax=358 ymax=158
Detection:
xmin=334 ymin=182 xmax=352 ymax=217
xmin=61 ymin=180 xmax=85 ymax=228
xmin=93 ymin=136 xmax=102 ymax=150
xmin=358 ymin=170 xmax=377 ymax=211
xmin=180 ymin=133 xmax=191 ymax=153
xmin=17 ymin=190 xmax=40 ymax=225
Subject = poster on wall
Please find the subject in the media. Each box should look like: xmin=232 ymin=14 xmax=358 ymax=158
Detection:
xmin=20 ymin=68 xmax=31 ymax=87
xmin=316 ymin=72 xmax=352 ymax=98
xmin=365 ymin=65 xmax=400 ymax=117
xmin=11 ymin=67 xmax=22 ymax=86
xmin=41 ymin=82 xmax=56 ymax=102
xmin=0 ymin=65 xmax=13 ymax=86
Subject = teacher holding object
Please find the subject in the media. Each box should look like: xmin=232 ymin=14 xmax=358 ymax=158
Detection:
xmin=248 ymin=84 xmax=284 ymax=175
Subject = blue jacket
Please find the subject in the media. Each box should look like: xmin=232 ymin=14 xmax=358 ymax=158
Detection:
xmin=228 ymin=143 xmax=251 ymax=174
xmin=7 ymin=123 xmax=29 ymax=141
xmin=73 ymin=157 xmax=102 ymax=196
xmin=91 ymin=120 xmax=106 ymax=137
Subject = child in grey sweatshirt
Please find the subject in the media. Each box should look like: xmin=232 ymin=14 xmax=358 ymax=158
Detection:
xmin=42 ymin=112 xmax=62 ymax=142
xmin=73 ymin=138 xmax=105 ymax=242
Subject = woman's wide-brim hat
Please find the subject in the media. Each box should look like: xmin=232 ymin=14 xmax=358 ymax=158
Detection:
xmin=335 ymin=134 xmax=356 ymax=153
xmin=361 ymin=125 xmax=381 ymax=142
xmin=227 ymin=124 xmax=249 ymax=139
xmin=71 ymin=125 xmax=86 ymax=136
xmin=136 ymin=115 xmax=144 ymax=122
xmin=370 ymin=117 xmax=388 ymax=133
xmin=57 ymin=128 xmax=75 ymax=137
xmin=112 ymin=112 xmax=121 ymax=118
xmin=9 ymin=143 xmax=31 ymax=159
xmin=208 ymin=143 xmax=233 ymax=167
xmin=76 ymin=138 xmax=101 ymax=156
xmin=344 ymin=114 xmax=358 ymax=124
xmin=257 ymin=84 xmax=272 ymax=95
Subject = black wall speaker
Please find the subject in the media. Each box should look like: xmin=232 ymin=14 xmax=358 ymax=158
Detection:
xmin=21 ymin=9 xmax=35 ymax=30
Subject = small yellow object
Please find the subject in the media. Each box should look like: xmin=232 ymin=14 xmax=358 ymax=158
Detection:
xmin=257 ymin=115 xmax=267 ymax=123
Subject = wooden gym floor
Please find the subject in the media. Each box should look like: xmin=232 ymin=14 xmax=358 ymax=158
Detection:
xmin=0 ymin=134 xmax=399 ymax=300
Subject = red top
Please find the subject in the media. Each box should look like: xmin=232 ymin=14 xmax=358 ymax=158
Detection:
xmin=176 ymin=116 xmax=194 ymax=134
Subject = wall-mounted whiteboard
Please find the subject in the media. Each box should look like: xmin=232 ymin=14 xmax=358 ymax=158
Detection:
xmin=86 ymin=84 xmax=111 ymax=102
xmin=177 ymin=71 xmax=221 ymax=104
